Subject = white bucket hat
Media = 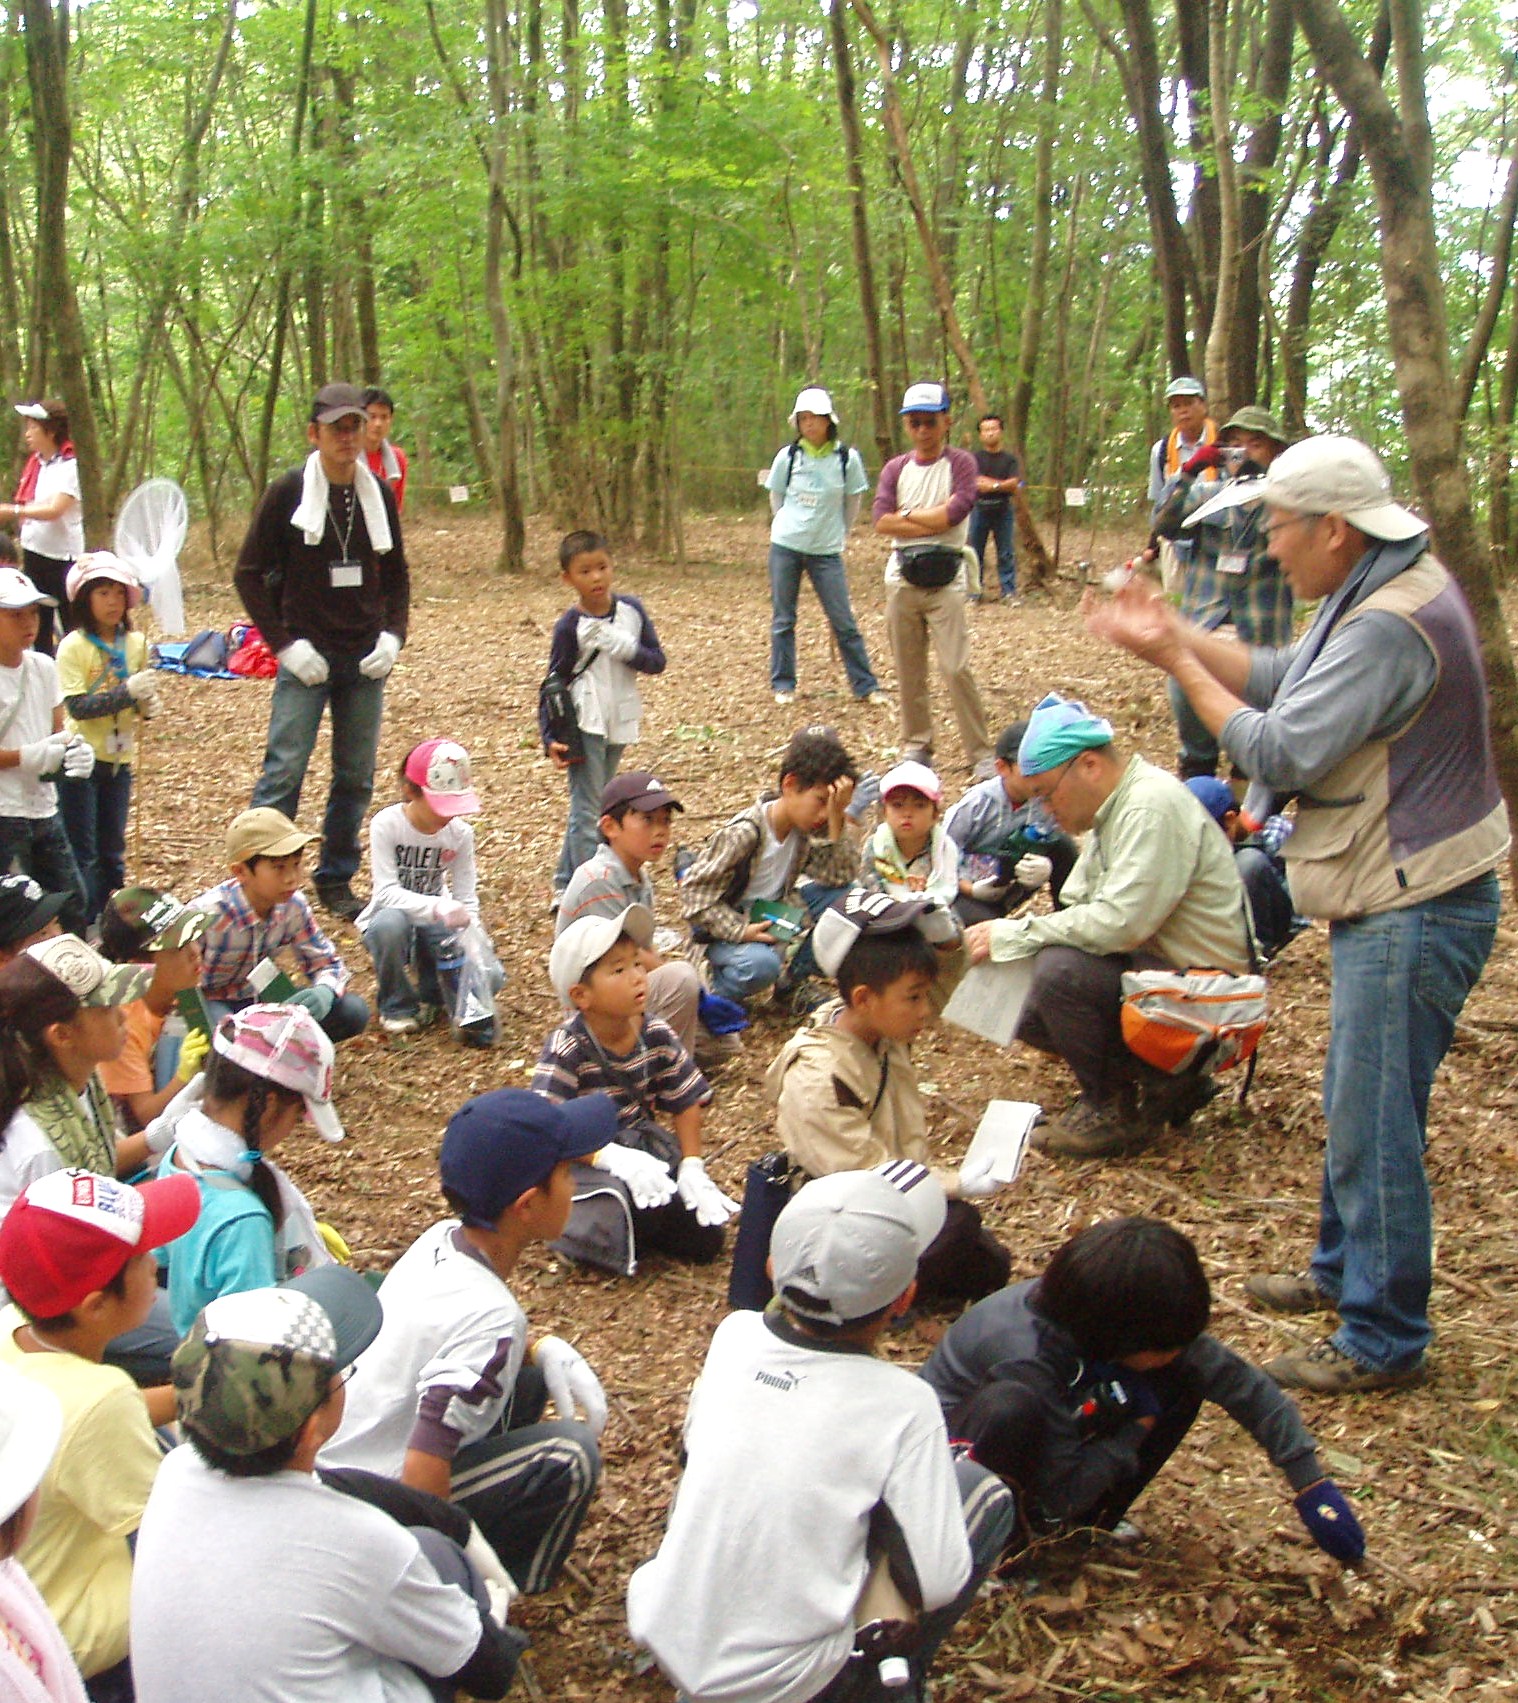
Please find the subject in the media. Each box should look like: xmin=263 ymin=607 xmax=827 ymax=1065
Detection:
xmin=790 ymin=387 xmax=839 ymax=426
xmin=0 ymin=1363 xmax=62 ymax=1524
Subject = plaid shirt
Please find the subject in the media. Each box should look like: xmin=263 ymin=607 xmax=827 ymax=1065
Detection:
xmin=1152 ymin=471 xmax=1295 ymax=645
xmin=532 ymin=1012 xmax=710 ymax=1133
xmin=678 ymin=800 xmax=858 ymax=945
xmin=191 ymin=877 xmax=349 ymax=1000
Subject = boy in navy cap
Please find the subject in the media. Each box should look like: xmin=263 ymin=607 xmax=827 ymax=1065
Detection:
xmin=0 ymin=870 xmax=68 ymax=967
xmin=321 ymin=1088 xmax=613 ymax=1595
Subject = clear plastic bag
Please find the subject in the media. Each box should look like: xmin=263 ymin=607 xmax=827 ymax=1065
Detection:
xmin=437 ymin=922 xmax=498 ymax=1048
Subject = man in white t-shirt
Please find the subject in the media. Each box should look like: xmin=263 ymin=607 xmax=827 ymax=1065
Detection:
xmin=0 ymin=567 xmax=90 ymax=931
xmin=132 ymin=1268 xmax=523 ymax=1703
xmin=873 ymin=384 xmax=994 ymax=780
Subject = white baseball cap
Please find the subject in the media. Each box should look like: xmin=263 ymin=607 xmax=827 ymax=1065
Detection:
xmin=1186 ymin=434 xmax=1427 ymax=541
xmin=548 ymin=903 xmax=655 ymax=1006
xmin=1165 ymin=376 xmax=1206 ymax=400
xmin=0 ymin=566 xmax=57 ymax=610
xmin=790 ymin=387 xmax=839 ymax=425
xmin=900 ymin=381 xmax=951 ymax=415
xmin=770 ymin=1170 xmax=925 ymax=1325
xmin=880 ymin=760 xmax=943 ymax=804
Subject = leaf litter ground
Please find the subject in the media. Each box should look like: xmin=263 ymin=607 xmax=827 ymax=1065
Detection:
xmin=156 ymin=510 xmax=1518 ymax=1702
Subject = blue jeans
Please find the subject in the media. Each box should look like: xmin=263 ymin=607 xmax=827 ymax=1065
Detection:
xmin=1312 ymin=872 xmax=1499 ymax=1372
xmin=705 ymin=939 xmax=785 ymax=1004
xmin=251 ymin=654 xmax=386 ymax=887
xmin=967 ymin=505 xmax=1016 ymax=595
xmin=58 ymin=764 xmax=133 ymax=922
xmin=207 ymin=990 xmax=371 ymax=1046
xmin=0 ymin=811 xmax=87 ymax=934
xmin=768 ymin=544 xmax=878 ymax=697
xmin=554 ymin=733 xmax=624 ymax=895
xmin=361 ymin=908 xmax=505 ymax=1019
xmin=1168 ymin=676 xmax=1220 ymax=776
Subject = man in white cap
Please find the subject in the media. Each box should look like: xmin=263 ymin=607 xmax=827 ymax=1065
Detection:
xmin=764 ymin=387 xmax=882 ymax=707
xmin=1087 ymin=434 xmax=1509 ymax=1394
xmin=873 ymin=383 xmax=994 ymax=779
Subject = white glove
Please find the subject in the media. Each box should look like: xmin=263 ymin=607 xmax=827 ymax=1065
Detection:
xmin=845 ymin=771 xmax=882 ymax=822
xmin=463 ymin=1523 xmax=520 ymax=1624
xmin=136 ymin=691 xmax=162 ymax=721
xmin=676 ymin=1156 xmax=740 ymax=1228
xmin=142 ymin=1073 xmax=207 ymax=1157
xmin=593 ymin=623 xmax=638 ymax=664
xmin=957 ymin=1152 xmax=1002 ymax=1199
xmin=16 ymin=732 xmax=71 ymax=777
xmin=917 ymin=901 xmax=961 ymax=946
xmin=969 ymin=876 xmax=1010 ymax=902
xmin=62 ymin=736 xmax=94 ymax=779
xmin=124 ymin=670 xmax=159 ymax=701
xmin=1014 ymin=854 xmax=1054 ymax=890
xmin=534 ymin=1334 xmax=609 ymax=1436
xmin=359 ymin=630 xmax=402 ymax=680
xmin=279 ymin=639 xmax=329 ymax=687
xmin=432 ymin=900 xmax=472 ymax=930
xmin=594 ymin=1141 xmax=678 ymax=1209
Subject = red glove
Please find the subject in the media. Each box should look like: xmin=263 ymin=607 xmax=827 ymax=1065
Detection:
xmin=1183 ymin=444 xmax=1225 ymax=475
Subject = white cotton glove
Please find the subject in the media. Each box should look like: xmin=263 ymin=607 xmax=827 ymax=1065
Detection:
xmin=359 ymin=630 xmax=402 ymax=680
xmin=594 ymin=624 xmax=638 ymax=665
xmin=845 ymin=770 xmax=881 ymax=822
xmin=534 ymin=1335 xmax=609 ymax=1436
xmin=16 ymin=732 xmax=71 ymax=777
xmin=463 ymin=1523 xmax=520 ymax=1624
xmin=124 ymin=670 xmax=159 ymax=701
xmin=135 ymin=689 xmax=162 ymax=721
xmin=594 ymin=1141 xmax=678 ymax=1209
xmin=142 ymin=1073 xmax=207 ymax=1157
xmin=432 ymin=899 xmax=472 ymax=930
xmin=969 ymin=876 xmax=1010 ymax=902
xmin=62 ymin=736 xmax=94 ymax=779
xmin=957 ymin=1153 xmax=1002 ymax=1200
xmin=1014 ymin=854 xmax=1054 ymax=890
xmin=279 ymin=639 xmax=329 ymax=687
xmin=676 ymin=1156 xmax=741 ymax=1228
xmin=917 ymin=901 xmax=961 ymax=946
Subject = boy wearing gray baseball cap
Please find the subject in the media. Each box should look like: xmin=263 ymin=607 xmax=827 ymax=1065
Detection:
xmin=628 ymin=1169 xmax=1015 ymax=1703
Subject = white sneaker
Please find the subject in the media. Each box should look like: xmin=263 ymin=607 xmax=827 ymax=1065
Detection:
xmin=774 ymin=691 xmax=796 ymax=705
xmin=860 ymin=691 xmax=890 ymax=706
xmin=380 ymin=1004 xmax=438 ymax=1036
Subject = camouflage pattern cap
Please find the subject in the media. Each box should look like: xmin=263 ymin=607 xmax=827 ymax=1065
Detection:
xmin=174 ymin=1288 xmax=338 ymax=1456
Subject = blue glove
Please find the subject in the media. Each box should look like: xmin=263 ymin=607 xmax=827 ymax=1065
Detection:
xmin=698 ymin=989 xmax=749 ymax=1036
xmin=288 ymin=985 xmax=336 ymax=1022
xmin=1293 ymin=1479 xmax=1365 ymax=1563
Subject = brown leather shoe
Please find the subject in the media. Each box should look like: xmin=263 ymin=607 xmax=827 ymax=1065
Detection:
xmin=1245 ymin=1272 xmax=1337 ymax=1315
xmin=1265 ymin=1338 xmax=1425 ymax=1395
xmin=1035 ymin=1096 xmax=1154 ymax=1160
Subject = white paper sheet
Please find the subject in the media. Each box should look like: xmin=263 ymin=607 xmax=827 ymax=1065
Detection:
xmin=963 ymin=1099 xmax=1041 ymax=1187
xmin=941 ymin=955 xmax=1036 ymax=1047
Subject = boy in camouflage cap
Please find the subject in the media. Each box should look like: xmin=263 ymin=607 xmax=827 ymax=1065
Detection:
xmin=131 ymin=1269 xmax=522 ymax=1703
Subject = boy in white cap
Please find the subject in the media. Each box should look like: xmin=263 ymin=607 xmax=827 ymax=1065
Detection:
xmin=764 ymin=387 xmax=881 ymax=706
xmin=627 ymin=1167 xmax=1015 ymax=1703
xmin=0 ymin=566 xmax=90 ymax=933
xmin=535 ymin=905 xmax=737 ymax=1274
xmin=768 ymin=892 xmax=1009 ymax=1308
xmin=872 ymin=383 xmax=994 ymax=778
xmin=357 ymin=737 xmax=504 ymax=1041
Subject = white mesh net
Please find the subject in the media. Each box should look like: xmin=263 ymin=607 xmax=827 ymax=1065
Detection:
xmin=114 ymin=479 xmax=189 ymax=636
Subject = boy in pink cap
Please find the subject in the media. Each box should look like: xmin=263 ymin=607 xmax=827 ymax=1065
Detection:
xmin=0 ymin=1167 xmax=199 ymax=1692
xmin=356 ymin=737 xmax=504 ymax=1040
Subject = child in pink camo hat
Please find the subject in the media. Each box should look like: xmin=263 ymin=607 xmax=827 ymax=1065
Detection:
xmin=155 ymin=1003 xmax=346 ymax=1335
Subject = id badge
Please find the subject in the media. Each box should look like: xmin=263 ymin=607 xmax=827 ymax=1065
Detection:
xmin=104 ymin=730 xmax=130 ymax=758
xmin=329 ymin=559 xmax=363 ymax=589
xmin=1218 ymin=551 xmax=1248 ymax=576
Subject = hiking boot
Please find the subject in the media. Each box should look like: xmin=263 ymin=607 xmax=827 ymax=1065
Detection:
xmin=316 ymin=881 xmax=364 ymax=922
xmin=1033 ymin=1095 xmax=1153 ymax=1160
xmin=900 ymin=743 xmax=933 ymax=766
xmin=1264 ymin=1338 xmax=1425 ymax=1395
xmin=1140 ymin=1072 xmax=1220 ymax=1129
xmin=1245 ymin=1273 xmax=1337 ymax=1316
xmin=694 ymin=1028 xmax=743 ymax=1073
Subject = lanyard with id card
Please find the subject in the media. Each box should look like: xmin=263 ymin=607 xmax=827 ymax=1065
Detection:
xmin=327 ymin=488 xmax=364 ymax=588
xmin=1217 ymin=550 xmax=1249 ymax=576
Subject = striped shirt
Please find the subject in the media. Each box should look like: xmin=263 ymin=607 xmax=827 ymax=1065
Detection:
xmin=532 ymin=1013 xmax=709 ymax=1133
xmin=191 ymin=877 xmax=349 ymax=1001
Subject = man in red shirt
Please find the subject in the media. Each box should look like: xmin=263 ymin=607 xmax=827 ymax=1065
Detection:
xmin=363 ymin=388 xmax=409 ymax=513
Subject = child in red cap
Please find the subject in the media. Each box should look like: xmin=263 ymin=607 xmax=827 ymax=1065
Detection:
xmin=0 ymin=1167 xmax=199 ymax=1694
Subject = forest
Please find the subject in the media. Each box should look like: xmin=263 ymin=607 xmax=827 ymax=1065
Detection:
xmin=2 ymin=0 xmax=1513 ymax=574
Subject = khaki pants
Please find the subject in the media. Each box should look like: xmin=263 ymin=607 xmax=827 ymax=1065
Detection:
xmin=885 ymin=580 xmax=992 ymax=767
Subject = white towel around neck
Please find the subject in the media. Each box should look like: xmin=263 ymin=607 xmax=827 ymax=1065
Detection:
xmin=290 ymin=450 xmax=393 ymax=553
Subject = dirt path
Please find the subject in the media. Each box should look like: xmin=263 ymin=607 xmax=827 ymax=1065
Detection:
xmin=160 ymin=510 xmax=1518 ymax=1701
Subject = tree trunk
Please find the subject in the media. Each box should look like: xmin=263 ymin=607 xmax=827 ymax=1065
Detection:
xmin=1232 ymin=0 xmax=1294 ymax=402
xmin=21 ymin=0 xmax=104 ymax=543
xmin=1200 ymin=0 xmax=1240 ymax=415
xmin=1008 ymin=0 xmax=1061 ymax=453
xmin=1454 ymin=135 xmax=1518 ymax=425
xmin=482 ymin=0 xmax=526 ymax=571
xmin=1293 ymin=0 xmax=1518 ymax=884
xmin=828 ymin=0 xmax=893 ymax=469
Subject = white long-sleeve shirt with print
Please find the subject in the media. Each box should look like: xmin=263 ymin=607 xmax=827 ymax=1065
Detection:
xmin=356 ymin=803 xmax=480 ymax=931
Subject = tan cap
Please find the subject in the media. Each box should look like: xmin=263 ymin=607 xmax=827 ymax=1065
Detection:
xmin=226 ymin=808 xmax=317 ymax=865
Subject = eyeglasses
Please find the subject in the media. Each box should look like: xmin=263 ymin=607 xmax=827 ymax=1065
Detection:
xmin=1263 ymin=514 xmax=1313 ymax=542
xmin=1030 ymin=758 xmax=1078 ymax=806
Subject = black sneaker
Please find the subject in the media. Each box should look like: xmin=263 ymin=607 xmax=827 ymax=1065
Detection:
xmin=315 ymin=881 xmax=364 ymax=922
